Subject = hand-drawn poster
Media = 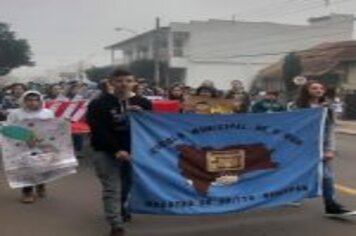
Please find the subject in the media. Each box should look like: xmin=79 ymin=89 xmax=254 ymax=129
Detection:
xmin=1 ymin=119 xmax=78 ymax=188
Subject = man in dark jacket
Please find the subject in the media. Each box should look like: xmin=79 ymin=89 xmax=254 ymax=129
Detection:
xmin=86 ymin=69 xmax=151 ymax=236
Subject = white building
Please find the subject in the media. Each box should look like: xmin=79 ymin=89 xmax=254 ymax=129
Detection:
xmin=106 ymin=14 xmax=355 ymax=90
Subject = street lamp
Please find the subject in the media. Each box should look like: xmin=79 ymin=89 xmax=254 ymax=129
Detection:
xmin=114 ymin=27 xmax=138 ymax=35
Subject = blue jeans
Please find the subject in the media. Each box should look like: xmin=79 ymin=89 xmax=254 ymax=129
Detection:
xmin=323 ymin=160 xmax=338 ymax=206
xmin=92 ymin=151 xmax=132 ymax=228
xmin=72 ymin=134 xmax=83 ymax=152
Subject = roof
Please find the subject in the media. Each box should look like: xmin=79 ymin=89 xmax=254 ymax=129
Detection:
xmin=258 ymin=40 xmax=356 ymax=78
xmin=105 ymin=27 xmax=170 ymax=50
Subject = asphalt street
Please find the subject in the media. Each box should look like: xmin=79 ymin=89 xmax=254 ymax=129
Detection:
xmin=0 ymin=134 xmax=355 ymax=236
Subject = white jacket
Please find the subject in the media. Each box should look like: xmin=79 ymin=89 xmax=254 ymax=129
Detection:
xmin=7 ymin=91 xmax=55 ymax=123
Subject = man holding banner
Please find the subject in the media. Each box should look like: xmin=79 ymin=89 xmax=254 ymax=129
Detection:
xmin=86 ymin=69 xmax=151 ymax=236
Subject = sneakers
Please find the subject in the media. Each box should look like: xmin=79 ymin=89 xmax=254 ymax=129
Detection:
xmin=21 ymin=193 xmax=36 ymax=204
xmin=21 ymin=185 xmax=46 ymax=204
xmin=325 ymin=203 xmax=351 ymax=216
xmin=122 ymin=214 xmax=132 ymax=223
xmin=36 ymin=185 xmax=46 ymax=198
xmin=110 ymin=227 xmax=125 ymax=236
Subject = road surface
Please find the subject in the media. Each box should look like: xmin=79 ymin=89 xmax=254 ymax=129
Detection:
xmin=0 ymin=134 xmax=355 ymax=236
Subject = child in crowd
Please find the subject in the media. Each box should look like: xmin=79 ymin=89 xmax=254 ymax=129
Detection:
xmin=7 ymin=91 xmax=55 ymax=204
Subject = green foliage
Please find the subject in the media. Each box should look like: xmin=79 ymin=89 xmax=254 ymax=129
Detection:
xmin=85 ymin=65 xmax=117 ymax=82
xmin=0 ymin=23 xmax=33 ymax=76
xmin=129 ymin=59 xmax=168 ymax=86
xmin=86 ymin=60 xmax=168 ymax=86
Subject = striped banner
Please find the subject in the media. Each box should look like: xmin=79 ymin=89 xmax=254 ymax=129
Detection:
xmin=45 ymin=101 xmax=89 ymax=122
xmin=45 ymin=101 xmax=90 ymax=134
xmin=44 ymin=100 xmax=181 ymax=133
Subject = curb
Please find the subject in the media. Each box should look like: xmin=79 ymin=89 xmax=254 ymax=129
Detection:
xmin=336 ymin=129 xmax=356 ymax=135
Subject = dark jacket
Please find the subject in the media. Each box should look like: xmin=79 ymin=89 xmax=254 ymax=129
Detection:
xmin=86 ymin=93 xmax=152 ymax=154
xmin=251 ymin=100 xmax=285 ymax=113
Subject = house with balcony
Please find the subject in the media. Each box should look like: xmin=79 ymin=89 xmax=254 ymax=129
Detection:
xmin=106 ymin=14 xmax=355 ymax=90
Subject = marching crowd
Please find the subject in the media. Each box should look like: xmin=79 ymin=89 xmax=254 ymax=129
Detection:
xmin=0 ymin=68 xmax=351 ymax=236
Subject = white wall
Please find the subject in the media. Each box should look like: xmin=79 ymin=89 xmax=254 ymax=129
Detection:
xmin=170 ymin=14 xmax=355 ymax=89
xmin=186 ymin=61 xmax=267 ymax=90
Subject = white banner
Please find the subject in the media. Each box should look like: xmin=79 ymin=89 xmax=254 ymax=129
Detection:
xmin=1 ymin=119 xmax=78 ymax=188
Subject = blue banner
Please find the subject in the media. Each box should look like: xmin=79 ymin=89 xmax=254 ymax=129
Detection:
xmin=130 ymin=108 xmax=325 ymax=215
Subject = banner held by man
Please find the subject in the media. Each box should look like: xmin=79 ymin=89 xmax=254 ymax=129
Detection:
xmin=129 ymin=108 xmax=325 ymax=215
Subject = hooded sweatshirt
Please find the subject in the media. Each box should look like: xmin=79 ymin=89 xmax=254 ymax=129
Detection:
xmin=86 ymin=93 xmax=152 ymax=154
xmin=7 ymin=91 xmax=55 ymax=123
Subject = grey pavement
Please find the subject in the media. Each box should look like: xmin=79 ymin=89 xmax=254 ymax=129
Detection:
xmin=336 ymin=120 xmax=356 ymax=135
xmin=0 ymin=135 xmax=356 ymax=236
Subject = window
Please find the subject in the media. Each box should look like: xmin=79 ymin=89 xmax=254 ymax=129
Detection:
xmin=172 ymin=32 xmax=189 ymax=57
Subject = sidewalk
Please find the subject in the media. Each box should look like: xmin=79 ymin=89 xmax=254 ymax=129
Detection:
xmin=335 ymin=120 xmax=356 ymax=135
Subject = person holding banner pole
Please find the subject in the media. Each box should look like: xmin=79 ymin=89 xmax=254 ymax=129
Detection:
xmin=86 ymin=69 xmax=151 ymax=236
xmin=292 ymin=80 xmax=351 ymax=216
xmin=7 ymin=91 xmax=55 ymax=204
xmin=66 ymin=82 xmax=85 ymax=158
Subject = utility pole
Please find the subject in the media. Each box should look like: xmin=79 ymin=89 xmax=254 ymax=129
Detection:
xmin=154 ymin=17 xmax=161 ymax=87
xmin=324 ymin=0 xmax=331 ymax=16
xmin=111 ymin=49 xmax=115 ymax=65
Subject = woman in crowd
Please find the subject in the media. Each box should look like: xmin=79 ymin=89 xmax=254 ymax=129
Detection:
xmin=196 ymin=86 xmax=218 ymax=98
xmin=168 ymin=85 xmax=184 ymax=102
xmin=292 ymin=80 xmax=350 ymax=216
xmin=66 ymin=82 xmax=84 ymax=101
xmin=98 ymin=79 xmax=114 ymax=96
xmin=134 ymin=84 xmax=146 ymax=97
xmin=226 ymin=80 xmax=250 ymax=113
xmin=45 ymin=84 xmax=68 ymax=101
xmin=66 ymin=82 xmax=85 ymax=158
xmin=0 ymin=83 xmax=28 ymax=121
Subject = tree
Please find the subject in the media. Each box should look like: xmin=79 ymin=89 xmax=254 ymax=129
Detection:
xmin=129 ymin=59 xmax=168 ymax=87
xmin=0 ymin=23 xmax=33 ymax=76
xmin=85 ymin=65 xmax=117 ymax=82
xmin=282 ymin=52 xmax=302 ymax=100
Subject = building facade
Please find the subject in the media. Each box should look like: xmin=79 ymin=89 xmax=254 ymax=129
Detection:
xmin=106 ymin=14 xmax=354 ymax=90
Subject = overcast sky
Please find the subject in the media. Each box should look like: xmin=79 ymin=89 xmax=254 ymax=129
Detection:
xmin=0 ymin=0 xmax=355 ymax=78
